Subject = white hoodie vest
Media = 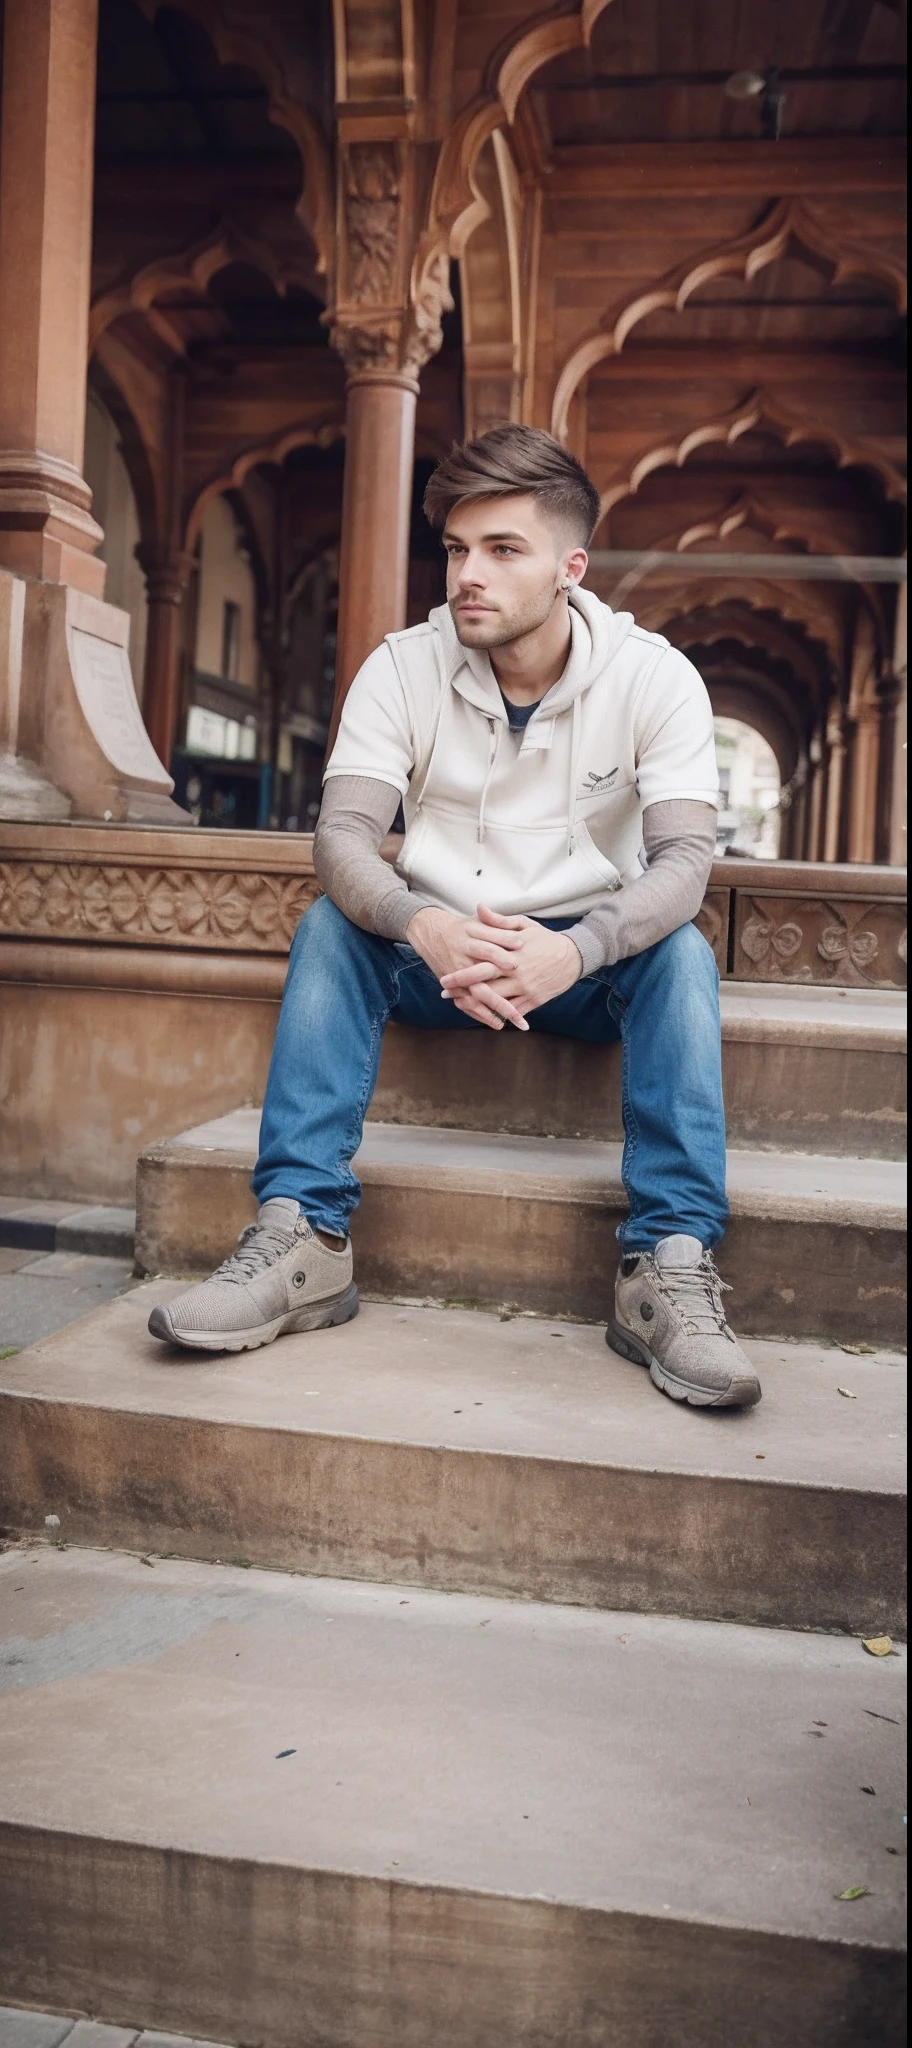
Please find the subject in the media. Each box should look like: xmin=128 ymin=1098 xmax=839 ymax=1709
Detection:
xmin=324 ymin=587 xmax=719 ymax=920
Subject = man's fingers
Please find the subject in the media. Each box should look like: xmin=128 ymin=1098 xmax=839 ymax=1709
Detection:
xmin=465 ymin=924 xmax=524 ymax=953
xmin=464 ymin=937 xmax=521 ymax=966
xmin=441 ymin=960 xmax=501 ymax=989
xmin=466 ymin=981 xmax=528 ymax=1029
xmin=476 ymin=904 xmax=525 ymax=930
xmin=453 ymin=995 xmax=504 ymax=1030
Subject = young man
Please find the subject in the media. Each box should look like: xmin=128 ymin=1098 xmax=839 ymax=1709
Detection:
xmin=150 ymin=425 xmax=761 ymax=1410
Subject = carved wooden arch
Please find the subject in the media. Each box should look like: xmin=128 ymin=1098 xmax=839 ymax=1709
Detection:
xmin=184 ymin=420 xmax=345 ymax=550
xmin=219 ymin=486 xmax=272 ymax=633
xmin=459 ymin=130 xmax=524 ymax=434
xmin=681 ymin=634 xmax=819 ymax=772
xmin=596 ymin=388 xmax=907 ymax=524
xmin=135 ymin=0 xmax=334 ymax=281
xmin=552 ymin=198 xmax=907 ymax=441
xmin=285 ymin=539 xmax=339 ymax=621
xmin=701 ymin=668 xmax=803 ymax=787
xmin=653 ymin=600 xmax=830 ymax=702
xmin=410 ymin=3 xmax=616 ymax=341
xmin=640 ymin=575 xmax=842 ymax=677
xmin=90 ymin=217 xmax=322 ymax=354
xmin=646 ymin=494 xmax=889 ymax=663
xmin=87 ymin=358 xmax=161 ymax=554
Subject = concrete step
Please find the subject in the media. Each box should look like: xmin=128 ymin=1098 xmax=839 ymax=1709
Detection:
xmin=0 ymin=1198 xmax=135 ymax=1260
xmin=0 ymin=1547 xmax=904 ymax=2048
xmin=374 ymin=983 xmax=906 ymax=1158
xmin=0 ymin=1294 xmax=904 ymax=1633
xmin=135 ymin=1111 xmax=908 ymax=1346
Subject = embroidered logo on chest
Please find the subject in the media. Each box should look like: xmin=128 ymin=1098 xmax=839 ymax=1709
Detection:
xmin=580 ymin=766 xmax=619 ymax=797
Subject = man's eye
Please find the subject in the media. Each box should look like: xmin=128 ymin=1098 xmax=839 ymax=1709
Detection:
xmin=494 ymin=546 xmax=515 ymax=557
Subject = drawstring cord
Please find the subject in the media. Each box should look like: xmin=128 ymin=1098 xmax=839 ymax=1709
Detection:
xmin=567 ymin=693 xmax=582 ymax=857
xmin=477 ymin=717 xmax=502 ymax=844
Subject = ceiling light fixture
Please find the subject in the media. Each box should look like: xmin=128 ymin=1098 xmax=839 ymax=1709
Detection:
xmin=723 ymin=70 xmax=765 ymax=99
xmin=724 ymin=64 xmax=785 ymax=138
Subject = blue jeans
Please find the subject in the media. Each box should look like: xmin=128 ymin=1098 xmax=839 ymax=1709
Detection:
xmin=254 ymin=897 xmax=728 ymax=1252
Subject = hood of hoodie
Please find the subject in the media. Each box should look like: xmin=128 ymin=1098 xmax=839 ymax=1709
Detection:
xmin=429 ymin=585 xmax=637 ymax=731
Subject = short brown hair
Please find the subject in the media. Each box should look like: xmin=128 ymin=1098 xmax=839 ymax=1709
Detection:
xmin=423 ymin=423 xmax=600 ymax=545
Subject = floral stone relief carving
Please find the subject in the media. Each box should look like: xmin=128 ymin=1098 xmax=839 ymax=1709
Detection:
xmin=0 ymin=861 xmax=319 ymax=951
xmin=737 ymin=895 xmax=907 ymax=989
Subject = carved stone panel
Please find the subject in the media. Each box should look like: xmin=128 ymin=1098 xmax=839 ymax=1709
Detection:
xmin=693 ymin=887 xmax=730 ymax=972
xmin=735 ymin=892 xmax=908 ymax=990
xmin=0 ymin=860 xmax=319 ymax=952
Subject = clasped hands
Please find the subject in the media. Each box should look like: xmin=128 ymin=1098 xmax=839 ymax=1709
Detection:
xmin=407 ymin=903 xmax=582 ymax=1031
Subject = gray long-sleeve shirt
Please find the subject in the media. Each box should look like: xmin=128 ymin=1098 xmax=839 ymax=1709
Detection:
xmin=313 ymin=775 xmax=716 ymax=975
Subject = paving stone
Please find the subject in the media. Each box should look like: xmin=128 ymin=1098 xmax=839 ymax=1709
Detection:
xmin=0 ymin=1257 xmax=135 ymax=1350
xmin=0 ymin=2010 xmax=73 ymax=2048
xmin=64 ymin=2025 xmax=140 ymax=2046
xmin=137 ymin=2035 xmax=232 ymax=2047
xmin=56 ymin=1209 xmax=135 ymax=1259
xmin=0 ymin=1249 xmax=32 ymax=1274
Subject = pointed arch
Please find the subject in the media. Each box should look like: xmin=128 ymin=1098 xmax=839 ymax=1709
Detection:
xmin=639 ymin=494 xmax=887 ymax=648
xmin=596 ymin=388 xmax=907 ymax=522
xmin=459 ymin=130 xmax=524 ymax=434
xmin=184 ymin=421 xmax=345 ymax=550
xmin=90 ymin=217 xmax=321 ymax=352
xmin=410 ymin=2 xmax=616 ymax=334
xmin=135 ymin=0 xmax=334 ymax=280
xmin=552 ymin=198 xmax=907 ymax=441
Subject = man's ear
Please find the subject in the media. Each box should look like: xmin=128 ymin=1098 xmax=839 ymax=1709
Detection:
xmin=561 ymin=545 xmax=589 ymax=591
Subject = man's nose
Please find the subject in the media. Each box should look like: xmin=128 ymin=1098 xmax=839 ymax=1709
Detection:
xmin=454 ymin=551 xmax=485 ymax=588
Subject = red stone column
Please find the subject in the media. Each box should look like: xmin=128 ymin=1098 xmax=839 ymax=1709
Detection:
xmin=845 ymin=703 xmax=881 ymax=865
xmin=0 ymin=0 xmax=104 ymax=594
xmin=823 ymin=705 xmax=847 ymax=864
xmin=139 ymin=550 xmax=194 ymax=768
xmin=330 ymin=369 xmax=419 ymax=752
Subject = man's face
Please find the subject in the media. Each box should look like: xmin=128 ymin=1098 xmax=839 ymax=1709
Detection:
xmin=443 ymin=494 xmax=584 ymax=649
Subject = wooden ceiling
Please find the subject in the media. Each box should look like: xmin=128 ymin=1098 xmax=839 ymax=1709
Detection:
xmin=535 ymin=0 xmax=907 ymax=144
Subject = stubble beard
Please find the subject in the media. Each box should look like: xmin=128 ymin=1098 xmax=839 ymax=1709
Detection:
xmin=449 ymin=582 xmax=560 ymax=651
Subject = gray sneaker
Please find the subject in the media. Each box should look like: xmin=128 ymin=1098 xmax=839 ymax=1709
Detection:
xmin=606 ymin=1234 xmax=761 ymax=1409
xmin=148 ymin=1198 xmax=358 ymax=1353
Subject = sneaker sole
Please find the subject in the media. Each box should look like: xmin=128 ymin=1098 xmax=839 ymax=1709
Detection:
xmin=605 ymin=1318 xmax=761 ymax=1409
xmin=148 ymin=1282 xmax=360 ymax=1353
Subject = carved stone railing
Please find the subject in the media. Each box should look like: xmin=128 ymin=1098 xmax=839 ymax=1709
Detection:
xmin=0 ymin=824 xmax=907 ymax=990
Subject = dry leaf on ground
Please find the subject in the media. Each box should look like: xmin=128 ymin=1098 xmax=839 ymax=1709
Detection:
xmin=861 ymin=1636 xmax=893 ymax=1657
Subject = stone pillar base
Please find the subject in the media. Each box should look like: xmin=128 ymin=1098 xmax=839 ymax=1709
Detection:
xmin=0 ymin=749 xmax=71 ymax=821
xmin=1 ymin=570 xmax=186 ymax=823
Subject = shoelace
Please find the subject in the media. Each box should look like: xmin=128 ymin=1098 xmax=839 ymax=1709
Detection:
xmin=654 ymin=1252 xmax=732 ymax=1337
xmin=213 ymin=1218 xmax=302 ymax=1286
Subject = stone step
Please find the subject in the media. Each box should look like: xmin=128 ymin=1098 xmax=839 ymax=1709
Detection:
xmin=0 ymin=1547 xmax=904 ymax=2048
xmin=375 ymin=983 xmax=907 ymax=1158
xmin=0 ymin=1294 xmax=904 ymax=1634
xmin=135 ymin=1112 xmax=908 ymax=1346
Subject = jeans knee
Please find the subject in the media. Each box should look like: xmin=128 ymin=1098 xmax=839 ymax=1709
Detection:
xmin=661 ymin=919 xmax=718 ymax=987
xmin=290 ymin=892 xmax=355 ymax=959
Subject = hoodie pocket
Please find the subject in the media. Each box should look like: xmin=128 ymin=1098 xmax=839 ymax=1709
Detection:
xmin=571 ymin=819 xmax=622 ymax=892
xmin=396 ymin=809 xmax=429 ymax=880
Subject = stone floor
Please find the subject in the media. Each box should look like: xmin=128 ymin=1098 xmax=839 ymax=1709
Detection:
xmin=0 ymin=1249 xmax=136 ymax=1353
xmin=0 ymin=2014 xmax=230 ymax=2048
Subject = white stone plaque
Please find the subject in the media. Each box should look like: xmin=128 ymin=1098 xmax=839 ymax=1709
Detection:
xmin=67 ymin=627 xmax=173 ymax=787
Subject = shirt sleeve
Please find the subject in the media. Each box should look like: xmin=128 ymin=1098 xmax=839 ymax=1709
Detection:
xmin=566 ymin=798 xmax=717 ymax=975
xmin=323 ymin=642 xmax=415 ymax=796
xmin=634 ymin=645 xmax=720 ymax=810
